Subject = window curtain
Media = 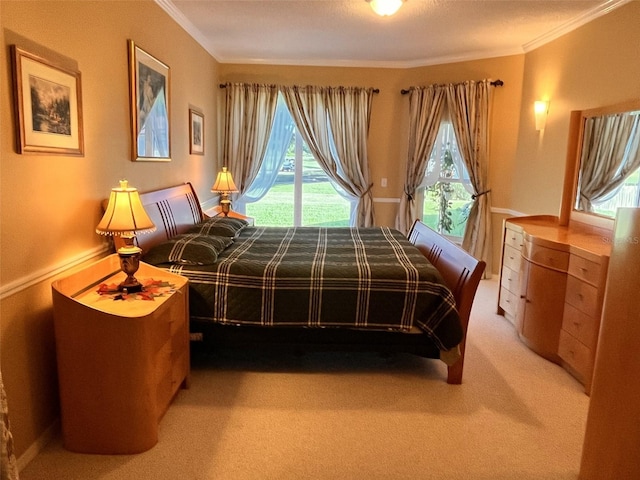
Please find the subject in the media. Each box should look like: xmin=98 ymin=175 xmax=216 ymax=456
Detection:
xmin=395 ymin=85 xmax=447 ymax=234
xmin=221 ymin=83 xmax=279 ymax=205
xmin=236 ymin=98 xmax=296 ymax=212
xmin=446 ymin=80 xmax=493 ymax=278
xmin=1 ymin=372 xmax=19 ymax=480
xmin=281 ymin=86 xmax=376 ymax=227
xmin=578 ymin=113 xmax=640 ymax=211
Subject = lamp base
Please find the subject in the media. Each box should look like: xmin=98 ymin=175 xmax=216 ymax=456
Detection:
xmin=117 ymin=242 xmax=144 ymax=293
xmin=220 ymin=198 xmax=231 ymax=216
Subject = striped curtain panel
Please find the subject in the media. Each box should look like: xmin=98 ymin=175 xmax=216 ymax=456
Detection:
xmin=221 ymin=83 xmax=279 ymax=200
xmin=395 ymin=85 xmax=446 ymax=234
xmin=446 ymin=80 xmax=493 ymax=278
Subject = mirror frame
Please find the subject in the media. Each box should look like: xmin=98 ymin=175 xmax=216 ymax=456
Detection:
xmin=560 ymin=99 xmax=640 ymax=228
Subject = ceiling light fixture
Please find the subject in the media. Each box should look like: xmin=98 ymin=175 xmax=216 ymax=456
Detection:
xmin=367 ymin=0 xmax=405 ymax=17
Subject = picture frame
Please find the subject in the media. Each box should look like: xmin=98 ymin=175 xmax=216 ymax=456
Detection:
xmin=11 ymin=45 xmax=84 ymax=156
xmin=128 ymin=40 xmax=171 ymax=162
xmin=189 ymin=109 xmax=204 ymax=155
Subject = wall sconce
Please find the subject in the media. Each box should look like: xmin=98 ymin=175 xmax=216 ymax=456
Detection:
xmin=211 ymin=166 xmax=239 ymax=216
xmin=367 ymin=0 xmax=405 ymax=16
xmin=96 ymin=180 xmax=156 ymax=292
xmin=534 ymin=100 xmax=549 ymax=131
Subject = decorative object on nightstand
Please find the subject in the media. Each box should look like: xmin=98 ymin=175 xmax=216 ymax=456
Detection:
xmin=96 ymin=180 xmax=155 ymax=293
xmin=211 ymin=166 xmax=238 ymax=216
xmin=52 ymin=255 xmax=190 ymax=454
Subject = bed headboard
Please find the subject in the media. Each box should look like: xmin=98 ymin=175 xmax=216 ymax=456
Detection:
xmin=111 ymin=182 xmax=205 ymax=253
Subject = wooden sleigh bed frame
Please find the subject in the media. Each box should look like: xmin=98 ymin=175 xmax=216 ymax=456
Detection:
xmin=121 ymin=182 xmax=485 ymax=384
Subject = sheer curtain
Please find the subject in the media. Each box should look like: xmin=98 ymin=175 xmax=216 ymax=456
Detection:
xmin=236 ymin=98 xmax=295 ymax=212
xmin=221 ymin=83 xmax=279 ymax=205
xmin=446 ymin=80 xmax=493 ymax=278
xmin=281 ymin=86 xmax=376 ymax=227
xmin=578 ymin=113 xmax=640 ymax=211
xmin=395 ymin=86 xmax=446 ymax=234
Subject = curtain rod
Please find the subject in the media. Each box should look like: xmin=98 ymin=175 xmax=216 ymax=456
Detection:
xmin=219 ymin=84 xmax=379 ymax=93
xmin=400 ymin=79 xmax=504 ymax=95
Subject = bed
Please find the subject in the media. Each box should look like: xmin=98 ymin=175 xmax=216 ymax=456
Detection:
xmin=116 ymin=182 xmax=485 ymax=384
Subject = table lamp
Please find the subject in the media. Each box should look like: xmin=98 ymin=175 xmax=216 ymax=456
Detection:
xmin=211 ymin=166 xmax=239 ymax=216
xmin=96 ymin=180 xmax=156 ymax=292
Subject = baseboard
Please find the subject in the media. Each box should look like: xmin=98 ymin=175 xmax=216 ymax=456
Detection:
xmin=17 ymin=420 xmax=60 ymax=472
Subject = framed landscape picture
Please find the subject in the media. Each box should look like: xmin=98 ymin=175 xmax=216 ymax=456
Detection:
xmin=189 ymin=109 xmax=204 ymax=155
xmin=128 ymin=40 xmax=171 ymax=161
xmin=11 ymin=46 xmax=84 ymax=156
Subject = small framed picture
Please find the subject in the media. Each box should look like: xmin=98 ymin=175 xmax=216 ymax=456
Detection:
xmin=11 ymin=45 xmax=84 ymax=156
xmin=128 ymin=40 xmax=171 ymax=162
xmin=189 ymin=109 xmax=204 ymax=155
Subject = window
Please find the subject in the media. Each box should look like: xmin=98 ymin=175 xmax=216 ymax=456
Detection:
xmin=240 ymin=96 xmax=351 ymax=227
xmin=419 ymin=122 xmax=473 ymax=240
xmin=591 ymin=166 xmax=640 ymax=217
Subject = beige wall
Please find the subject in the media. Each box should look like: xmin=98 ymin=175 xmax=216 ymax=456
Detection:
xmin=1 ymin=0 xmax=220 ymax=458
xmin=2 ymin=0 xmax=640 ymax=466
xmin=512 ymin=1 xmax=640 ymax=216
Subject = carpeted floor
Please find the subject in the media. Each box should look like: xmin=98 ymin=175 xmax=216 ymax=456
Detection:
xmin=19 ymin=278 xmax=589 ymax=480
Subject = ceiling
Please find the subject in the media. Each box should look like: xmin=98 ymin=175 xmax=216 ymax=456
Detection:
xmin=157 ymin=0 xmax=627 ymax=68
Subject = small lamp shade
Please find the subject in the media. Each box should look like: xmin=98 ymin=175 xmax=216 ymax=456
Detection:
xmin=534 ymin=100 xmax=550 ymax=131
xmin=96 ymin=180 xmax=155 ymax=237
xmin=211 ymin=167 xmax=239 ymax=216
xmin=211 ymin=167 xmax=239 ymax=194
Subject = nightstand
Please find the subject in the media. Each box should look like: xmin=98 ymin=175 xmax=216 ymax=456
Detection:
xmin=51 ymin=254 xmax=190 ymax=454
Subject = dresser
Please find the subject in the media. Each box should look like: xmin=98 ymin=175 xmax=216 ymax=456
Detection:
xmin=52 ymin=255 xmax=190 ymax=454
xmin=497 ymin=215 xmax=611 ymax=393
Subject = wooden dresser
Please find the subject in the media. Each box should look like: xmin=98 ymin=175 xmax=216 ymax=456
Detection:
xmin=497 ymin=215 xmax=611 ymax=393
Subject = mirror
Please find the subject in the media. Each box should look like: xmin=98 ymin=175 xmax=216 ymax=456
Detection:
xmin=560 ymin=99 xmax=640 ymax=227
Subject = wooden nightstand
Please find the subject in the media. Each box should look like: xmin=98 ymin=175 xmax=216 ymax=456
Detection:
xmin=51 ymin=254 xmax=189 ymax=454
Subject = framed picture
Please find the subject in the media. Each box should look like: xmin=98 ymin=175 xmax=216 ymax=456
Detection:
xmin=11 ymin=46 xmax=84 ymax=156
xmin=189 ymin=109 xmax=204 ymax=155
xmin=128 ymin=40 xmax=170 ymax=162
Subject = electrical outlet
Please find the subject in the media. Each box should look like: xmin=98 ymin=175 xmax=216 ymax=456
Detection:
xmin=381 ymin=178 xmax=387 ymax=187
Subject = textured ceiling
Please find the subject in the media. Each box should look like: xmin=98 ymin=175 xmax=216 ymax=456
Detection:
xmin=159 ymin=0 xmax=627 ymax=67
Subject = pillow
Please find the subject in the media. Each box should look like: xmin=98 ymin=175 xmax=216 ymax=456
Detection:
xmin=187 ymin=216 xmax=248 ymax=237
xmin=143 ymin=233 xmax=232 ymax=266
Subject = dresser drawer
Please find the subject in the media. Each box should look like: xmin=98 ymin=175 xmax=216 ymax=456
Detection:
xmin=503 ymin=244 xmax=522 ymax=271
xmin=504 ymin=226 xmax=524 ymax=250
xmin=501 ymin=265 xmax=520 ymax=292
xmin=499 ymin=287 xmax=518 ymax=317
xmin=562 ymin=302 xmax=597 ymax=347
xmin=523 ymin=240 xmax=569 ymax=271
xmin=565 ymin=275 xmax=598 ymax=315
xmin=558 ymin=329 xmax=591 ymax=379
xmin=569 ymin=254 xmax=603 ymax=286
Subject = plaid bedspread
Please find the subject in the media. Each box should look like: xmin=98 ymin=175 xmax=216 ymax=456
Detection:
xmin=167 ymin=226 xmax=463 ymax=350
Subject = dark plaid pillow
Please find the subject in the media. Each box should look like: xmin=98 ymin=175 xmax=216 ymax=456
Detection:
xmin=187 ymin=216 xmax=248 ymax=237
xmin=143 ymin=234 xmax=232 ymax=265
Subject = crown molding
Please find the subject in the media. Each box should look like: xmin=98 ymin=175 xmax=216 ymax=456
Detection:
xmin=523 ymin=0 xmax=631 ymax=52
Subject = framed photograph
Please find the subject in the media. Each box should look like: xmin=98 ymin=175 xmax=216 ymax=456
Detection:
xmin=189 ymin=109 xmax=204 ymax=155
xmin=128 ymin=40 xmax=170 ymax=161
xmin=11 ymin=46 xmax=84 ymax=155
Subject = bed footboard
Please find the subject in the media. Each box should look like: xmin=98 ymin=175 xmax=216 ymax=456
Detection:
xmin=407 ymin=220 xmax=486 ymax=384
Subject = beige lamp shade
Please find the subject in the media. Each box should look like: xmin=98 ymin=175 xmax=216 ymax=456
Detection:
xmin=96 ymin=180 xmax=156 ymax=236
xmin=211 ymin=167 xmax=239 ymax=193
